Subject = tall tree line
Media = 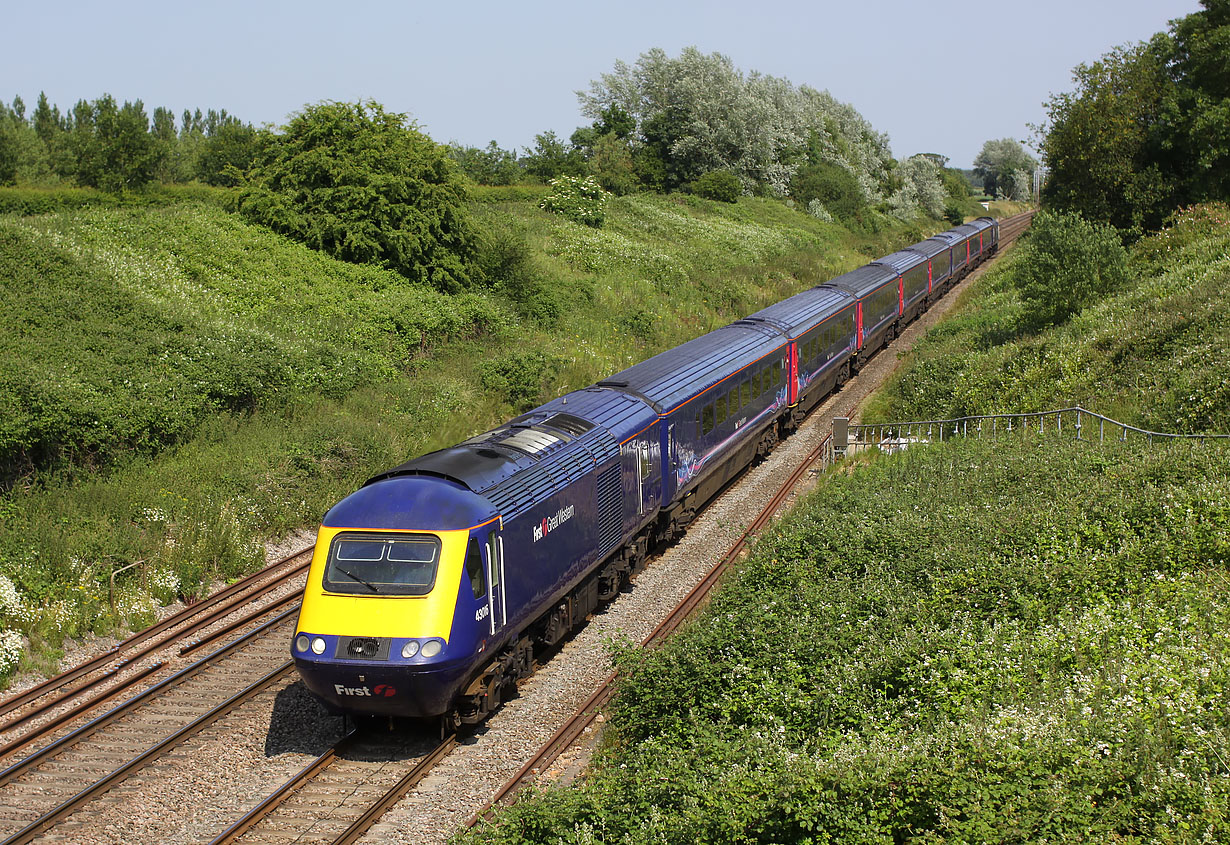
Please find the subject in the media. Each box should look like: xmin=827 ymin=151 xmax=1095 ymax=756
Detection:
xmin=0 ymin=92 xmax=263 ymax=190
xmin=1038 ymin=0 xmax=1230 ymax=234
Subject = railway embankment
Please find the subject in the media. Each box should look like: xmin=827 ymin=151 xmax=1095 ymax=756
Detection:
xmin=0 ymin=190 xmax=972 ymax=686
xmin=457 ymin=207 xmax=1230 ymax=842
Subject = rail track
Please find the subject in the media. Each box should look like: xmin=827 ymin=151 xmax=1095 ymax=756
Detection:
xmin=0 ymin=549 xmax=314 ymax=843
xmin=0 ymin=210 xmax=1036 ymax=844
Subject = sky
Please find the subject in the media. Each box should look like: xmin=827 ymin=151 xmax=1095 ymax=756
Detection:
xmin=4 ymin=0 xmax=1204 ymax=169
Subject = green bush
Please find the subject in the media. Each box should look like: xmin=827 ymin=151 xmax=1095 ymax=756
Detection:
xmin=790 ymin=161 xmax=866 ymax=222
xmin=479 ymin=350 xmax=562 ymax=412
xmin=538 ymin=175 xmax=610 ymax=227
xmin=1015 ymin=209 xmax=1129 ymax=328
xmin=237 ymin=100 xmax=477 ymax=292
xmin=690 ymin=170 xmax=741 ymax=203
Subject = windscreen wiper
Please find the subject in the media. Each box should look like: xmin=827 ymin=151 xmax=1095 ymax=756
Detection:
xmin=335 ymin=566 xmax=380 ymax=593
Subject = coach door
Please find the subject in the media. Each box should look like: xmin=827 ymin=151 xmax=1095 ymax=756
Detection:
xmin=484 ymin=530 xmax=507 ymax=635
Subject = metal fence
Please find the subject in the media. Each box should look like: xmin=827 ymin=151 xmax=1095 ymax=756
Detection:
xmin=833 ymin=406 xmax=1230 ymax=459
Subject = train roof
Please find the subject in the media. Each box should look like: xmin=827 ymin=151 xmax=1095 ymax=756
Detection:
xmin=597 ymin=321 xmax=786 ymax=414
xmin=929 ymin=229 xmax=968 ymax=245
xmin=323 ymin=475 xmax=497 ymax=532
xmin=530 ymin=388 xmax=658 ymax=445
xmin=820 ymin=263 xmax=899 ymax=299
xmin=952 ymin=223 xmax=980 ymax=237
xmin=738 ymin=286 xmax=854 ymax=338
xmin=906 ymin=238 xmax=948 ymax=259
xmin=968 ymin=216 xmax=996 ymax=232
xmin=361 ymin=407 xmax=625 ymax=522
xmin=872 ymin=249 xmax=928 ymax=274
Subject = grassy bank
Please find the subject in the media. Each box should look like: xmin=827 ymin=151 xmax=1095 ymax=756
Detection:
xmin=464 ymin=435 xmax=1230 ymax=844
xmin=865 ymin=203 xmax=1230 ymax=433
xmin=0 ymin=189 xmax=935 ymax=679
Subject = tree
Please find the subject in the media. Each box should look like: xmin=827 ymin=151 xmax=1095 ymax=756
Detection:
xmin=1037 ymin=39 xmax=1174 ymax=232
xmin=0 ymin=105 xmax=19 ymax=185
xmin=237 ymin=100 xmax=477 ymax=292
xmin=1167 ymin=0 xmax=1230 ymax=202
xmin=196 ymin=119 xmax=263 ymax=186
xmin=972 ymin=138 xmax=1037 ymax=199
xmin=447 ymin=141 xmax=522 ymax=185
xmin=521 ymin=131 xmax=586 ymax=182
xmin=66 ymin=95 xmax=163 ymax=191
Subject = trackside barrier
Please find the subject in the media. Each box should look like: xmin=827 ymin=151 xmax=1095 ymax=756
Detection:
xmin=832 ymin=406 xmax=1230 ymax=459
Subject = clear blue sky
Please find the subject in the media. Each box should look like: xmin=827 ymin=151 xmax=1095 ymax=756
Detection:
xmin=4 ymin=0 xmax=1203 ymax=169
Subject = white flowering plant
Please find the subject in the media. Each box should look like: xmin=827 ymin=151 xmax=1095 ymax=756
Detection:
xmin=539 ymin=176 xmax=610 ymax=227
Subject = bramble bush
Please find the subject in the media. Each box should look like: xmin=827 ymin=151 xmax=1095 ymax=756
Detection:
xmin=238 ymin=100 xmax=478 ymax=292
xmin=538 ymin=175 xmax=609 ymax=227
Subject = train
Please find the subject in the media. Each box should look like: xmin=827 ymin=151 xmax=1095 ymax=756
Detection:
xmin=291 ymin=216 xmax=1000 ymax=728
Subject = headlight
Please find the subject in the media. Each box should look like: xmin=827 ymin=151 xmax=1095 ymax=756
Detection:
xmin=295 ymin=634 xmax=310 ymax=653
xmin=311 ymin=637 xmax=327 ymax=655
xmin=421 ymin=639 xmax=442 ymax=658
xmin=401 ymin=641 xmax=420 ymax=659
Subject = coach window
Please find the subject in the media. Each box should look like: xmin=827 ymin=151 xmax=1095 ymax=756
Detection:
xmin=740 ymin=378 xmax=750 ymax=408
xmin=753 ymin=369 xmax=763 ymax=397
xmin=716 ymin=393 xmax=728 ymax=426
xmin=465 ymin=538 xmax=486 ymax=599
xmin=702 ymin=403 xmax=715 ymax=435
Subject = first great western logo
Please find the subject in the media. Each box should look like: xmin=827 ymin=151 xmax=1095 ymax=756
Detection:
xmin=532 ymin=504 xmax=575 ymax=543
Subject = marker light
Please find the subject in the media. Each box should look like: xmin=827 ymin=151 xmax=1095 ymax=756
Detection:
xmin=295 ymin=635 xmax=310 ymax=653
xmin=401 ymin=641 xmax=420 ymax=659
xmin=421 ymin=639 xmax=442 ymax=658
xmin=311 ymin=637 xmax=327 ymax=655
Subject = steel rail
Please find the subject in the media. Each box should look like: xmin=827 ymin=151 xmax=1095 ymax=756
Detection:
xmin=0 ymin=548 xmax=311 ymax=723
xmin=331 ymin=736 xmax=459 ymax=845
xmin=1 ymin=661 xmax=296 ymax=845
xmin=0 ymin=606 xmax=298 ymax=790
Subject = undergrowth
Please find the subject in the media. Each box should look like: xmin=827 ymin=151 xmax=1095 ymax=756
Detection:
xmin=462 ymin=436 xmax=1230 ymax=843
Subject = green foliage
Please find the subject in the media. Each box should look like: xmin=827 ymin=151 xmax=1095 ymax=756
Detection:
xmin=580 ymin=48 xmax=899 ymax=199
xmin=538 ymin=175 xmax=610 ymax=227
xmin=1039 ymin=3 xmax=1230 ymax=233
xmin=0 ymin=183 xmax=232 ymax=215
xmin=689 ymin=170 xmax=741 ymax=203
xmin=463 ymin=436 xmax=1230 ymax=844
xmin=973 ymin=137 xmax=1036 ymax=200
xmin=237 ymin=100 xmax=477 ymax=291
xmin=1014 ymin=209 xmax=1129 ymax=328
xmin=1039 ymin=39 xmax=1174 ymax=234
xmin=0 ymin=204 xmax=502 ymax=484
xmin=67 ymin=95 xmax=165 ymax=192
xmin=790 ymin=160 xmax=865 ymax=222
xmin=447 ymin=141 xmax=523 ymax=186
xmin=521 ymin=130 xmax=587 ymax=183
xmin=480 ymin=350 xmax=562 ymax=412
xmin=472 ymin=218 xmax=560 ymax=325
xmin=195 ymin=120 xmax=264 ymax=187
xmin=877 ymin=203 xmax=1230 ymax=434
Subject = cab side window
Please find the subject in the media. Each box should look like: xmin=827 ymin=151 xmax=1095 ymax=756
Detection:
xmin=466 ymin=538 xmax=486 ymax=599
